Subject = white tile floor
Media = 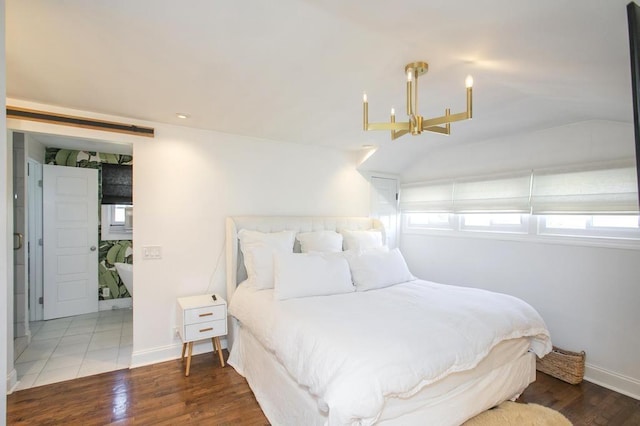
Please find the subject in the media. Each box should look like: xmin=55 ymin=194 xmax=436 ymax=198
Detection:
xmin=13 ymin=309 xmax=132 ymax=391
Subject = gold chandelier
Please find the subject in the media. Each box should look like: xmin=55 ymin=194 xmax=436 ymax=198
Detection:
xmin=363 ymin=61 xmax=473 ymax=140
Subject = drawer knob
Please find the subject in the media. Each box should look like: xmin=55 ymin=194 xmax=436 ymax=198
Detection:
xmin=199 ymin=312 xmax=213 ymax=317
xmin=199 ymin=327 xmax=213 ymax=333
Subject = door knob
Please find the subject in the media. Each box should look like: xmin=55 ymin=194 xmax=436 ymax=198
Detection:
xmin=90 ymin=246 xmax=97 ymax=251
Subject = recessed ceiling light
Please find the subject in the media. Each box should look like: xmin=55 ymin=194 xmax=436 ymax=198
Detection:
xmin=176 ymin=113 xmax=190 ymax=119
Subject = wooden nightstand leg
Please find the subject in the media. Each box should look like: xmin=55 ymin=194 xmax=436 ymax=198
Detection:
xmin=181 ymin=342 xmax=187 ymax=360
xmin=185 ymin=342 xmax=194 ymax=377
xmin=214 ymin=336 xmax=225 ymax=367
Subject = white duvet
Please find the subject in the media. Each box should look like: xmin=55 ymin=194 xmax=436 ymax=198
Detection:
xmin=229 ymin=279 xmax=552 ymax=425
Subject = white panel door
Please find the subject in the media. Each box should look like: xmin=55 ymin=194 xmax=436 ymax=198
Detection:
xmin=43 ymin=165 xmax=99 ymax=319
xmin=370 ymin=176 xmax=399 ymax=248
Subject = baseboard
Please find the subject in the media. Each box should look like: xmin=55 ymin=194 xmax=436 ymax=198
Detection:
xmin=99 ymin=297 xmax=132 ymax=311
xmin=584 ymin=363 xmax=640 ymax=400
xmin=130 ymin=337 xmax=228 ymax=369
xmin=7 ymin=368 xmax=18 ymax=394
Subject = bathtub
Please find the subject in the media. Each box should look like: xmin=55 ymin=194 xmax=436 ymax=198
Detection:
xmin=115 ymin=263 xmax=133 ymax=296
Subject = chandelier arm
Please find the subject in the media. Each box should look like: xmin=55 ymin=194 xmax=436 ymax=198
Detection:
xmin=423 ymin=125 xmax=450 ymax=135
xmin=392 ymin=129 xmax=410 ymax=140
xmin=424 ymin=109 xmax=452 ymax=135
xmin=406 ymin=79 xmax=412 ymax=115
xmin=367 ymin=121 xmax=410 ymax=131
xmin=363 ymin=99 xmax=368 ymax=131
xmin=414 ymin=70 xmax=419 ymax=117
xmin=421 ymin=110 xmax=470 ymax=128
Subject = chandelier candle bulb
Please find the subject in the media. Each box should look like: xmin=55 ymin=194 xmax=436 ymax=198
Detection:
xmin=391 ymin=108 xmax=395 ymax=116
xmin=465 ymin=75 xmax=474 ymax=88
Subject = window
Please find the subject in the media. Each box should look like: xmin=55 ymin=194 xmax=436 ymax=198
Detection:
xmin=400 ymin=159 xmax=639 ymax=244
xmin=539 ymin=215 xmax=640 ymax=239
xmin=460 ymin=214 xmax=529 ymax=233
xmin=406 ymin=213 xmax=454 ymax=230
xmin=101 ymin=204 xmax=133 ymax=241
xmin=111 ymin=205 xmax=127 ymax=225
xmin=403 ymin=212 xmax=640 ymax=243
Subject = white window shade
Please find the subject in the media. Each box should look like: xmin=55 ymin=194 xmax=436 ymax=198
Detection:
xmin=453 ymin=173 xmax=532 ymax=213
xmin=531 ymin=165 xmax=639 ymax=214
xmin=400 ymin=182 xmax=454 ymax=212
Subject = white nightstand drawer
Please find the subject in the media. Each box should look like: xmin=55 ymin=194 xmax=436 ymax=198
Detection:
xmin=184 ymin=319 xmax=226 ymax=341
xmin=185 ymin=304 xmax=226 ymax=324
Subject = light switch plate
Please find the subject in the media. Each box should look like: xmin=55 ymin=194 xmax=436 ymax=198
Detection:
xmin=142 ymin=245 xmax=162 ymax=259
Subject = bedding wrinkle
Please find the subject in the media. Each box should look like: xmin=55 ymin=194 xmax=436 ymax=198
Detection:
xmin=229 ymin=280 xmax=551 ymax=425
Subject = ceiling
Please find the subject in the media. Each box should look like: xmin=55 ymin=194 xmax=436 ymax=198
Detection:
xmin=5 ymin=0 xmax=635 ymax=171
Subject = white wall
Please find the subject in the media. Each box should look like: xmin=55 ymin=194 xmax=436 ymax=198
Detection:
xmin=401 ymin=234 xmax=640 ymax=398
xmin=6 ymin=100 xmax=371 ymax=368
xmin=399 ymin=120 xmax=640 ymax=399
xmin=133 ymin=124 xmax=370 ymax=363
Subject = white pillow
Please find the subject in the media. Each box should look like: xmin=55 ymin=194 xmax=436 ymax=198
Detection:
xmin=238 ymin=229 xmax=295 ymax=290
xmin=340 ymin=229 xmax=383 ymax=251
xmin=346 ymin=248 xmax=414 ymax=291
xmin=274 ymin=253 xmax=354 ymax=300
xmin=296 ymin=231 xmax=343 ymax=253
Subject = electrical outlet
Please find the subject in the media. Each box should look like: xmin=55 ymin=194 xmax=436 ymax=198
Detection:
xmin=102 ymin=287 xmax=110 ymax=297
xmin=174 ymin=327 xmax=180 ymax=337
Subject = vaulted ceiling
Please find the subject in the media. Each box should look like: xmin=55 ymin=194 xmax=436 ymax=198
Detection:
xmin=5 ymin=0 xmax=634 ymax=172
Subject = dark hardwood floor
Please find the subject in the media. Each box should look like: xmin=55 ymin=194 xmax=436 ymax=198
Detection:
xmin=518 ymin=372 xmax=640 ymax=425
xmin=7 ymin=351 xmax=640 ymax=425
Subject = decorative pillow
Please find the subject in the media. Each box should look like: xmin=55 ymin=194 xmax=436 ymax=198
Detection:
xmin=346 ymin=247 xmax=414 ymax=291
xmin=238 ymin=229 xmax=295 ymax=290
xmin=340 ymin=229 xmax=384 ymax=251
xmin=296 ymin=231 xmax=343 ymax=253
xmin=274 ymin=253 xmax=354 ymax=300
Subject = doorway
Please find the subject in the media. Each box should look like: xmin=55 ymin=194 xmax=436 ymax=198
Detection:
xmin=370 ymin=175 xmax=400 ymax=248
xmin=10 ymin=131 xmax=134 ymax=391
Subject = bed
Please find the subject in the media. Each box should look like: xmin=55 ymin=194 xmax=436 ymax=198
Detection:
xmin=225 ymin=216 xmax=551 ymax=425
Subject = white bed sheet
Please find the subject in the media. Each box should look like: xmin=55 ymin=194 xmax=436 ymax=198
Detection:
xmin=229 ymin=325 xmax=536 ymax=425
xmin=229 ymin=279 xmax=551 ymax=425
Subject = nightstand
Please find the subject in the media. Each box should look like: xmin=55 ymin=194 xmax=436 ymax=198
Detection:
xmin=176 ymin=293 xmax=227 ymax=377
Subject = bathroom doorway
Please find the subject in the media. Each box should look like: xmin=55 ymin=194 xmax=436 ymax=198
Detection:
xmin=11 ymin=131 xmax=134 ymax=390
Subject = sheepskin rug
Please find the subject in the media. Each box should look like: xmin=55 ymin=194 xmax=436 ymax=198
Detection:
xmin=463 ymin=401 xmax=572 ymax=425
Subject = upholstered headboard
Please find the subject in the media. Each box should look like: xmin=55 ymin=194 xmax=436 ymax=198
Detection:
xmin=224 ymin=216 xmax=385 ymax=348
xmin=225 ymin=216 xmax=385 ymax=302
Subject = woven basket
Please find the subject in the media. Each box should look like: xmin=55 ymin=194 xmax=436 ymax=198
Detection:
xmin=536 ymin=346 xmax=586 ymax=385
